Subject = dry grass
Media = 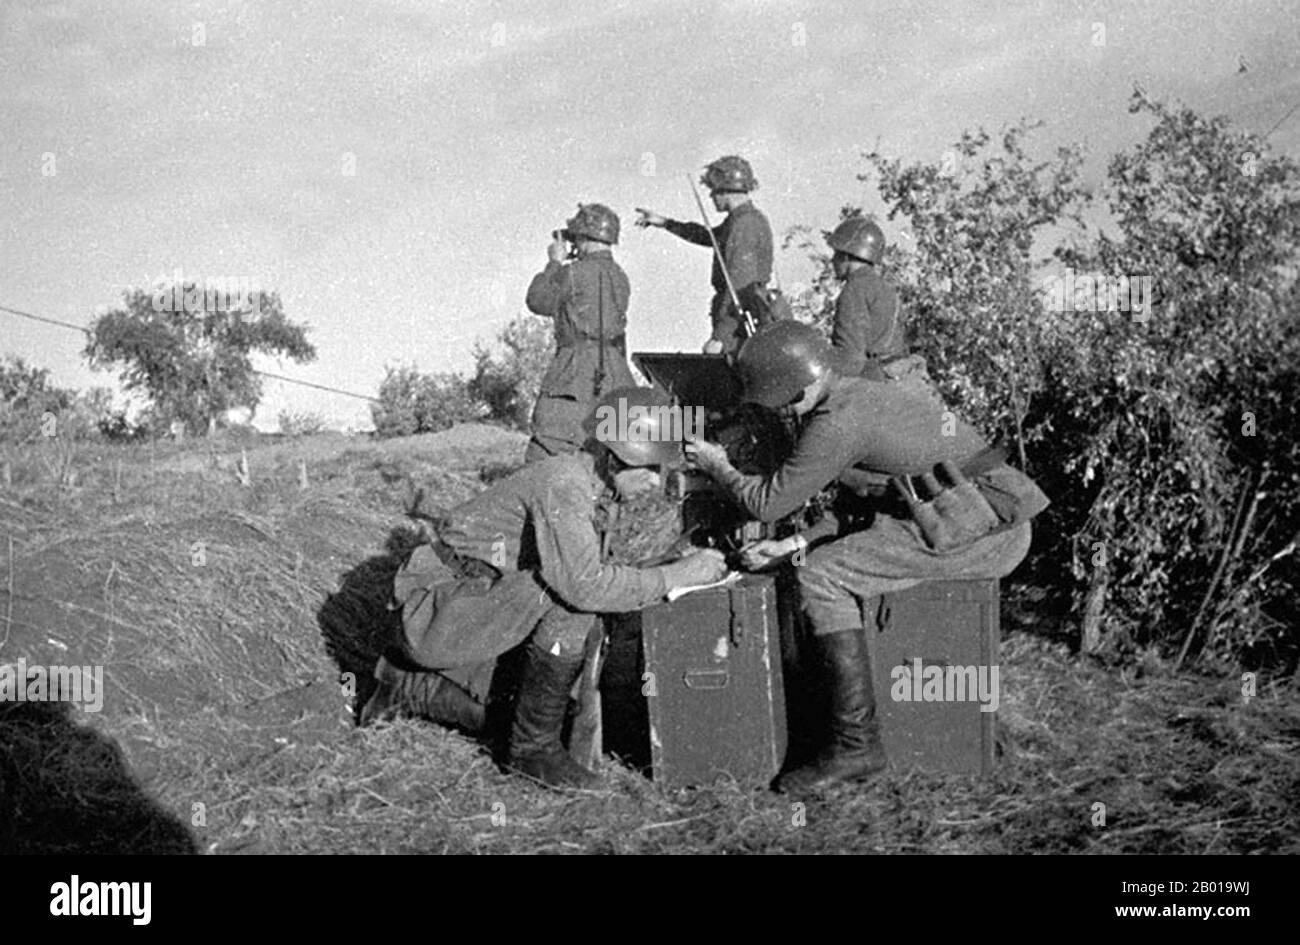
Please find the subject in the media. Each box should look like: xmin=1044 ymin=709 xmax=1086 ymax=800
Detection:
xmin=1 ymin=425 xmax=1297 ymax=855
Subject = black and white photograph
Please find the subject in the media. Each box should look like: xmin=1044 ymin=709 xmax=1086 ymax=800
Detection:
xmin=1 ymin=0 xmax=1297 ymax=886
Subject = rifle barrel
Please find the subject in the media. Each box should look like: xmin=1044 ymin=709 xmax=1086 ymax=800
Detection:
xmin=688 ymin=175 xmax=757 ymax=339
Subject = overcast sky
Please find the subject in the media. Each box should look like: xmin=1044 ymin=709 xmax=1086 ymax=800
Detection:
xmin=3 ymin=0 xmax=1297 ymax=430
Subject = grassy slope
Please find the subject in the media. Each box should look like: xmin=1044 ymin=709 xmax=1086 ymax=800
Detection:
xmin=0 ymin=428 xmax=1296 ymax=854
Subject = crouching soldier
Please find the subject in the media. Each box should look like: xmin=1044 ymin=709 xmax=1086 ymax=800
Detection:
xmin=362 ymin=387 xmax=728 ymax=789
xmin=685 ymin=322 xmax=1049 ymax=794
xmin=825 ymin=216 xmax=930 ymax=390
xmin=524 ymin=203 xmax=638 ymax=465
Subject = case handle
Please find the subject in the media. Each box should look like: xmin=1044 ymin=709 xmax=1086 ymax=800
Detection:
xmin=683 ymin=670 xmax=729 ymax=690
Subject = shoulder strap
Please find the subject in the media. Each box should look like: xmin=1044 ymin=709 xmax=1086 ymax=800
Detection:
xmin=595 ymin=266 xmax=607 ymax=397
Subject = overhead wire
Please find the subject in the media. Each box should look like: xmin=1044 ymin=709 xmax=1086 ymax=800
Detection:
xmin=0 ymin=303 xmax=380 ymax=403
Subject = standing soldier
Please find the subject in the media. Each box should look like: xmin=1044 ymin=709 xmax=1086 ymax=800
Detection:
xmin=825 ymin=216 xmax=928 ymax=388
xmin=685 ymin=322 xmax=1049 ymax=794
xmin=524 ymin=203 xmax=637 ymax=465
xmin=636 ymin=155 xmax=775 ymax=355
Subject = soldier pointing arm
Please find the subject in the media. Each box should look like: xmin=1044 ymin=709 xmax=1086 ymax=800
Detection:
xmin=636 ymin=155 xmax=775 ymax=355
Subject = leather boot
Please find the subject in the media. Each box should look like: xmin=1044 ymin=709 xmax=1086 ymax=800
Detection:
xmin=359 ymin=655 xmax=485 ymax=733
xmin=773 ymin=627 xmax=887 ymax=794
xmin=507 ymin=644 xmax=600 ymax=789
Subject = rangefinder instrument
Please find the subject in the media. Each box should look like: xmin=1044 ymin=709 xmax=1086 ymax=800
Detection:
xmin=552 ymin=229 xmax=578 ymax=259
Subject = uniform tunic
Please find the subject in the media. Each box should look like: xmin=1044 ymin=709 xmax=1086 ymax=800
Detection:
xmin=709 ymin=375 xmax=1036 ymax=631
xmin=664 ymin=201 xmax=774 ymax=354
xmin=830 ymin=265 xmax=908 ymax=376
xmin=396 ymin=452 xmax=668 ymax=670
xmin=524 ymin=251 xmax=636 ymax=463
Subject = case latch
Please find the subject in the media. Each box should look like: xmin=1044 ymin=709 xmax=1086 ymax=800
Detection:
xmin=728 ymin=585 xmax=746 ymax=648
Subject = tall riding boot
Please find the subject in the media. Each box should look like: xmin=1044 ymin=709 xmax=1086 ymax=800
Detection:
xmin=507 ymin=644 xmax=600 ymax=789
xmin=773 ymin=627 xmax=887 ymax=794
xmin=359 ymin=655 xmax=485 ymax=733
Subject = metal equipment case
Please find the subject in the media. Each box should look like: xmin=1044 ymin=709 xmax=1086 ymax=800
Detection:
xmin=630 ymin=575 xmax=787 ymax=788
xmin=866 ymin=579 xmax=1000 ymax=776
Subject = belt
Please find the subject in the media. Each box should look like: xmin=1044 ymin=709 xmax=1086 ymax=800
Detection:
xmin=838 ymin=445 xmax=1009 ymax=505
xmin=561 ymin=334 xmax=626 ymax=350
xmin=431 ymin=540 xmax=502 ymax=582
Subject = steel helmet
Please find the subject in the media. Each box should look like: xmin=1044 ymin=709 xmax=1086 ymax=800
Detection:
xmin=736 ymin=321 xmax=834 ymax=408
xmin=701 ymin=155 xmax=758 ymax=194
xmin=565 ymin=203 xmax=620 ymax=245
xmin=583 ymin=386 xmax=684 ymax=467
xmin=826 ymin=216 xmax=885 ymax=265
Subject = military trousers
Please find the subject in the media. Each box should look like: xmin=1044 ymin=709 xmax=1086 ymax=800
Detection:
xmin=797 ymin=517 xmax=1032 ymax=633
xmin=525 ymin=394 xmax=592 ymax=464
xmin=393 ymin=545 xmax=598 ymax=699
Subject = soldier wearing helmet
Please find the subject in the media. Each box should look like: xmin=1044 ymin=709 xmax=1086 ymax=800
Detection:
xmin=824 ymin=215 xmax=925 ymax=385
xmin=524 ymin=203 xmax=638 ymax=464
xmin=364 ymin=386 xmax=728 ymax=789
xmin=636 ymin=155 xmax=775 ymax=355
xmin=686 ymin=322 xmax=1047 ymax=794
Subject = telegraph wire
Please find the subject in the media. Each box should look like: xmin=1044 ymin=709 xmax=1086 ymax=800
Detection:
xmin=0 ymin=303 xmax=380 ymax=403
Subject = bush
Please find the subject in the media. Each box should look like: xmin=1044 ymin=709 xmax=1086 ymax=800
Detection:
xmin=1047 ymin=93 xmax=1300 ymax=667
xmin=371 ymin=366 xmax=482 ymax=438
xmin=278 ymin=410 xmax=327 ymax=437
xmin=97 ymin=409 xmax=151 ymax=443
xmin=468 ymin=314 xmax=553 ymax=430
xmin=0 ymin=357 xmax=110 ymax=443
xmin=794 ymin=96 xmax=1299 ymax=669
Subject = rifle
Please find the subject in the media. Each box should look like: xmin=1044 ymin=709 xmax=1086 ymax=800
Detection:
xmin=687 ymin=174 xmax=758 ymax=339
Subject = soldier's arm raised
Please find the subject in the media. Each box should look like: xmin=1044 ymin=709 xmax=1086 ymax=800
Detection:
xmin=660 ymin=218 xmax=713 ymax=247
xmin=525 ymin=260 xmax=568 ymax=318
xmin=636 ymin=207 xmax=711 ymax=246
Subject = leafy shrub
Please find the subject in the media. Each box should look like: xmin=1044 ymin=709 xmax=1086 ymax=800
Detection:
xmin=792 ymin=96 xmax=1299 ymax=669
xmin=0 ymin=357 xmax=106 ymax=443
xmin=371 ymin=366 xmax=482 ymax=437
xmin=468 ymin=314 xmax=553 ymax=430
xmin=278 ymin=410 xmax=327 ymax=437
xmin=97 ymin=409 xmax=151 ymax=443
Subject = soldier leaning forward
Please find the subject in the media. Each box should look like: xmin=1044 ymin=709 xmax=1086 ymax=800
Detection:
xmin=686 ymin=322 xmax=1049 ymax=795
xmin=636 ymin=155 xmax=779 ymax=355
xmin=523 ymin=203 xmax=637 ymax=465
xmin=825 ymin=216 xmax=932 ymax=391
xmin=363 ymin=387 xmax=728 ymax=789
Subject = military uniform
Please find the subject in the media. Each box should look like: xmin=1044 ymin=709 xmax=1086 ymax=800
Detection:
xmin=395 ymin=451 xmax=668 ymax=686
xmin=377 ymin=385 xmax=716 ymax=789
xmin=664 ymin=201 xmax=774 ymax=354
xmin=825 ymin=215 xmax=933 ymax=389
xmin=708 ymin=374 xmax=1034 ymax=633
xmin=524 ymin=252 xmax=636 ymax=464
xmin=697 ymin=320 xmax=1046 ymax=792
xmin=830 ymin=265 xmax=906 ymax=374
